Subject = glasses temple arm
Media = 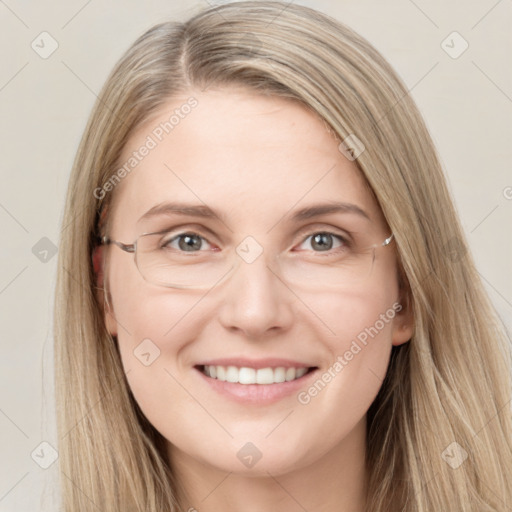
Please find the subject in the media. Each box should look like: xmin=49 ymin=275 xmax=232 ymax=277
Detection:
xmin=100 ymin=236 xmax=136 ymax=253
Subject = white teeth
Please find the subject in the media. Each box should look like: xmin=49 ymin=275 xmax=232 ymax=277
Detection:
xmin=256 ymin=367 xmax=274 ymax=384
xmin=216 ymin=366 xmax=226 ymax=380
xmin=226 ymin=366 xmax=239 ymax=383
xmin=202 ymin=365 xmax=310 ymax=384
xmin=296 ymin=367 xmax=308 ymax=378
xmin=238 ymin=367 xmax=256 ymax=384
xmin=274 ymin=367 xmax=286 ymax=383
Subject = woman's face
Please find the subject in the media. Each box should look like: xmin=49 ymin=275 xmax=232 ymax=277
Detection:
xmin=102 ymin=87 xmax=413 ymax=478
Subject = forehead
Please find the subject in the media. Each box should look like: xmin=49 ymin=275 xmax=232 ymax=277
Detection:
xmin=108 ymin=87 xmax=385 ymax=235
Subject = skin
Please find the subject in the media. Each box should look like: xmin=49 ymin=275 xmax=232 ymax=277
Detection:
xmin=99 ymin=87 xmax=414 ymax=512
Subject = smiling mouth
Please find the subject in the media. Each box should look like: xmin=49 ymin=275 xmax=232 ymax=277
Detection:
xmin=195 ymin=365 xmax=317 ymax=385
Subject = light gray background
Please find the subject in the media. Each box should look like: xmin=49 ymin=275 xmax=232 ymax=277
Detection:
xmin=1 ymin=1 xmax=511 ymax=510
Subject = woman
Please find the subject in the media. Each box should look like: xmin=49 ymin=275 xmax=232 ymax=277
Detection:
xmin=54 ymin=1 xmax=512 ymax=510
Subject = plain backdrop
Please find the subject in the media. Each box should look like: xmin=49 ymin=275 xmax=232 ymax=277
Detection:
xmin=1 ymin=1 xmax=511 ymax=510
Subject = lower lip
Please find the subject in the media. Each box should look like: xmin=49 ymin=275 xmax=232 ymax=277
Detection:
xmin=194 ymin=366 xmax=319 ymax=405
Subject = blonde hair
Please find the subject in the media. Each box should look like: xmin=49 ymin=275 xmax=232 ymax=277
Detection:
xmin=54 ymin=2 xmax=512 ymax=510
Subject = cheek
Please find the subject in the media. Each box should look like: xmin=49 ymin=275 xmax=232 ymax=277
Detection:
xmin=311 ymin=269 xmax=400 ymax=348
xmin=105 ymin=258 xmax=210 ymax=400
xmin=110 ymin=285 xmax=208 ymax=369
xmin=108 ymin=287 xmax=211 ymax=437
xmin=106 ymin=251 xmax=205 ymax=345
xmin=302 ymin=281 xmax=400 ymax=410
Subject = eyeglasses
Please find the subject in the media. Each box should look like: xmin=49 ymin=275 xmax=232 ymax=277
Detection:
xmin=100 ymin=228 xmax=394 ymax=291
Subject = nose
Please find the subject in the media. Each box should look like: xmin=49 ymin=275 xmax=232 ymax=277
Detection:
xmin=216 ymin=252 xmax=295 ymax=339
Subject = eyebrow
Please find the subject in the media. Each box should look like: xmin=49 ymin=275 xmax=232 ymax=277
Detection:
xmin=137 ymin=200 xmax=371 ymax=224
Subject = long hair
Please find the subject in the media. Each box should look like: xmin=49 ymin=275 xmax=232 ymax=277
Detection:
xmin=54 ymin=2 xmax=512 ymax=510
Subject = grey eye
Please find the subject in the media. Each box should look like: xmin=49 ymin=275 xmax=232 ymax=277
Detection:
xmin=164 ymin=233 xmax=210 ymax=252
xmin=299 ymin=232 xmax=345 ymax=252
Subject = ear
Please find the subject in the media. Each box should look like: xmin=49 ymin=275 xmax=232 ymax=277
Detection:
xmin=92 ymin=245 xmax=118 ymax=336
xmin=391 ymin=289 xmax=414 ymax=347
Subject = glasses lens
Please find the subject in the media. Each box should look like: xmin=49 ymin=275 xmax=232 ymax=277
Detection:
xmin=135 ymin=233 xmax=233 ymax=289
xmin=135 ymin=232 xmax=386 ymax=290
xmin=273 ymin=245 xmax=376 ymax=291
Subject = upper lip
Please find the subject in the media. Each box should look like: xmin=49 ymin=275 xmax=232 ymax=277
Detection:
xmin=195 ymin=357 xmax=317 ymax=370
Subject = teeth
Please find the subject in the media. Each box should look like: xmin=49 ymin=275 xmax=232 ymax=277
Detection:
xmin=202 ymin=365 xmax=310 ymax=384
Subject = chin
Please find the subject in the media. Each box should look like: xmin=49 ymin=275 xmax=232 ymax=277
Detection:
xmin=202 ymin=441 xmax=309 ymax=477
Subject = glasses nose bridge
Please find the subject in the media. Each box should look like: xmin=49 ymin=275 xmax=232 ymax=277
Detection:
xmin=237 ymin=232 xmax=288 ymax=266
xmin=226 ymin=235 xmax=281 ymax=280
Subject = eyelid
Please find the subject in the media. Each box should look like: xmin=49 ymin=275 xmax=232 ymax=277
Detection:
xmin=293 ymin=223 xmax=352 ymax=243
xmin=153 ymin=223 xmax=220 ymax=241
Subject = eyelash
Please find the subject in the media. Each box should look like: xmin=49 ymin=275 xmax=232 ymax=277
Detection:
xmin=159 ymin=227 xmax=351 ymax=254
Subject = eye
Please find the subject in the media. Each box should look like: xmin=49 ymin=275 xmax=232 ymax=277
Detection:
xmin=296 ymin=231 xmax=348 ymax=252
xmin=162 ymin=232 xmax=214 ymax=252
